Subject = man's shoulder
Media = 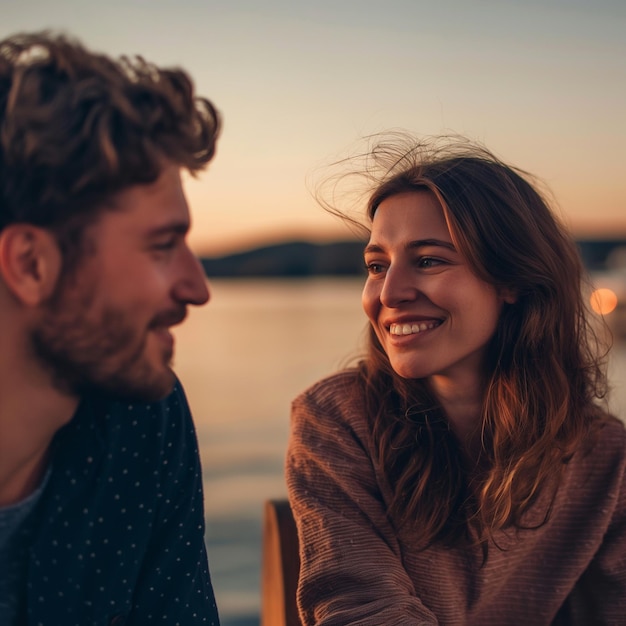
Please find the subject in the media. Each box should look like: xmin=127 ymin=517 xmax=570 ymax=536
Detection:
xmin=85 ymin=379 xmax=193 ymax=433
xmin=56 ymin=380 xmax=197 ymax=468
xmin=47 ymin=379 xmax=200 ymax=511
xmin=105 ymin=379 xmax=189 ymax=414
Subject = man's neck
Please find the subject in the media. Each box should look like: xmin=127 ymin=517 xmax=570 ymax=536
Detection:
xmin=0 ymin=361 xmax=79 ymax=507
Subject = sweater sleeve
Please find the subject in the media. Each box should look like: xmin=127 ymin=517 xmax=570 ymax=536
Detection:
xmin=565 ymin=425 xmax=626 ymax=625
xmin=286 ymin=374 xmax=438 ymax=626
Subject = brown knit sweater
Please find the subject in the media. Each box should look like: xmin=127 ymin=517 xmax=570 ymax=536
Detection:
xmin=286 ymin=370 xmax=626 ymax=626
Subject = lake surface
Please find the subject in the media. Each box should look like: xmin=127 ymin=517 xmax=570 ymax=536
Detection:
xmin=172 ymin=278 xmax=626 ymax=625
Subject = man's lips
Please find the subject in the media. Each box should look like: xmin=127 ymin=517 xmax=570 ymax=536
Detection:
xmin=149 ymin=308 xmax=187 ymax=330
xmin=148 ymin=309 xmax=187 ymax=351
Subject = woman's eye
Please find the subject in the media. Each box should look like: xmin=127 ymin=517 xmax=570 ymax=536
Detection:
xmin=417 ymin=257 xmax=442 ymax=268
xmin=365 ymin=262 xmax=385 ymax=275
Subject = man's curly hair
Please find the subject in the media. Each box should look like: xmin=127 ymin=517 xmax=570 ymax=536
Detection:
xmin=0 ymin=31 xmax=220 ymax=239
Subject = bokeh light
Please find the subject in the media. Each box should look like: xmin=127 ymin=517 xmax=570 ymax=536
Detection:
xmin=590 ymin=288 xmax=618 ymax=315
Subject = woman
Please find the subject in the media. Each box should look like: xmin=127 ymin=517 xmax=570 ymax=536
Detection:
xmin=286 ymin=136 xmax=626 ymax=625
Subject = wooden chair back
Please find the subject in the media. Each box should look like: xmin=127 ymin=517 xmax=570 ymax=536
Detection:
xmin=261 ymin=498 xmax=302 ymax=626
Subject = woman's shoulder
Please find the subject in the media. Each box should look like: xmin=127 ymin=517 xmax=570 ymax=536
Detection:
xmin=291 ymin=368 xmax=369 ymax=433
xmin=293 ymin=368 xmax=363 ymax=409
xmin=558 ymin=415 xmax=626 ymax=520
xmin=567 ymin=414 xmax=626 ymax=486
xmin=592 ymin=414 xmax=626 ymax=458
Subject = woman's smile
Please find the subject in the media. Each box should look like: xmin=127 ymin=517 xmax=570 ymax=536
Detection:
xmin=388 ymin=319 xmax=443 ymax=336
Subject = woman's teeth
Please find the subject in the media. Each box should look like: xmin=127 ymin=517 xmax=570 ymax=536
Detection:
xmin=390 ymin=321 xmax=440 ymax=336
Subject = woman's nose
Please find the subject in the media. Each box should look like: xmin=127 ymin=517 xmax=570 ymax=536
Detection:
xmin=380 ymin=265 xmax=418 ymax=308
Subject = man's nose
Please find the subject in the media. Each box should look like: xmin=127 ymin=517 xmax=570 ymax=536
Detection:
xmin=174 ymin=248 xmax=210 ymax=306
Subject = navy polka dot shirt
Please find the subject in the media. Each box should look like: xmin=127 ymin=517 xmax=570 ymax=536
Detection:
xmin=23 ymin=381 xmax=220 ymax=625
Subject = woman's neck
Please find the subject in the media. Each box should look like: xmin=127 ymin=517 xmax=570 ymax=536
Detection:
xmin=428 ymin=373 xmax=485 ymax=462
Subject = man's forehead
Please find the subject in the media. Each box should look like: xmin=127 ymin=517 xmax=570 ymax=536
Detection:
xmin=87 ymin=166 xmax=190 ymax=238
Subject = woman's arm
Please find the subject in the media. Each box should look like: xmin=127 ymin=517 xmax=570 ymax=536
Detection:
xmin=286 ymin=374 xmax=438 ymax=626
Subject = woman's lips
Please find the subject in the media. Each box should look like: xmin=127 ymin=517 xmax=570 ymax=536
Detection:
xmin=389 ymin=320 xmax=442 ymax=336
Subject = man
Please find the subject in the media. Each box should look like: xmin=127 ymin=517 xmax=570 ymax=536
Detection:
xmin=0 ymin=31 xmax=221 ymax=624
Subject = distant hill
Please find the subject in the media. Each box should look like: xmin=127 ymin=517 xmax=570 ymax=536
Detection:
xmin=199 ymin=237 xmax=626 ymax=278
xmin=200 ymin=240 xmax=366 ymax=278
xmin=576 ymin=238 xmax=626 ymax=271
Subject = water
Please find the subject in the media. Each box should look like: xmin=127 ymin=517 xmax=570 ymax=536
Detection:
xmin=172 ymin=278 xmax=626 ymax=625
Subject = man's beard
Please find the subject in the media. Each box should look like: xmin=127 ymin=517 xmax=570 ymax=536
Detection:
xmin=31 ymin=281 xmax=176 ymax=402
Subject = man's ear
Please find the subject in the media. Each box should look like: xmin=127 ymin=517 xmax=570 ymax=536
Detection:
xmin=0 ymin=225 xmax=63 ymax=306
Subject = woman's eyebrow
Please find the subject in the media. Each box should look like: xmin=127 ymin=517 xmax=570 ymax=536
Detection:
xmin=364 ymin=238 xmax=456 ymax=255
xmin=407 ymin=238 xmax=456 ymax=252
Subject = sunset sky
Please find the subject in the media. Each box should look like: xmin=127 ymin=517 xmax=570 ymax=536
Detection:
xmin=3 ymin=0 xmax=625 ymax=255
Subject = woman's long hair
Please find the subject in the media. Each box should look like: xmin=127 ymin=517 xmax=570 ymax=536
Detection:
xmin=322 ymin=134 xmax=610 ymax=548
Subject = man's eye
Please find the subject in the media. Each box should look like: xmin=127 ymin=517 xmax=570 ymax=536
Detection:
xmin=153 ymin=239 xmax=176 ymax=251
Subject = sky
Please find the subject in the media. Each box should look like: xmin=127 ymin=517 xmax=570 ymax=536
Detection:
xmin=2 ymin=0 xmax=625 ymax=255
